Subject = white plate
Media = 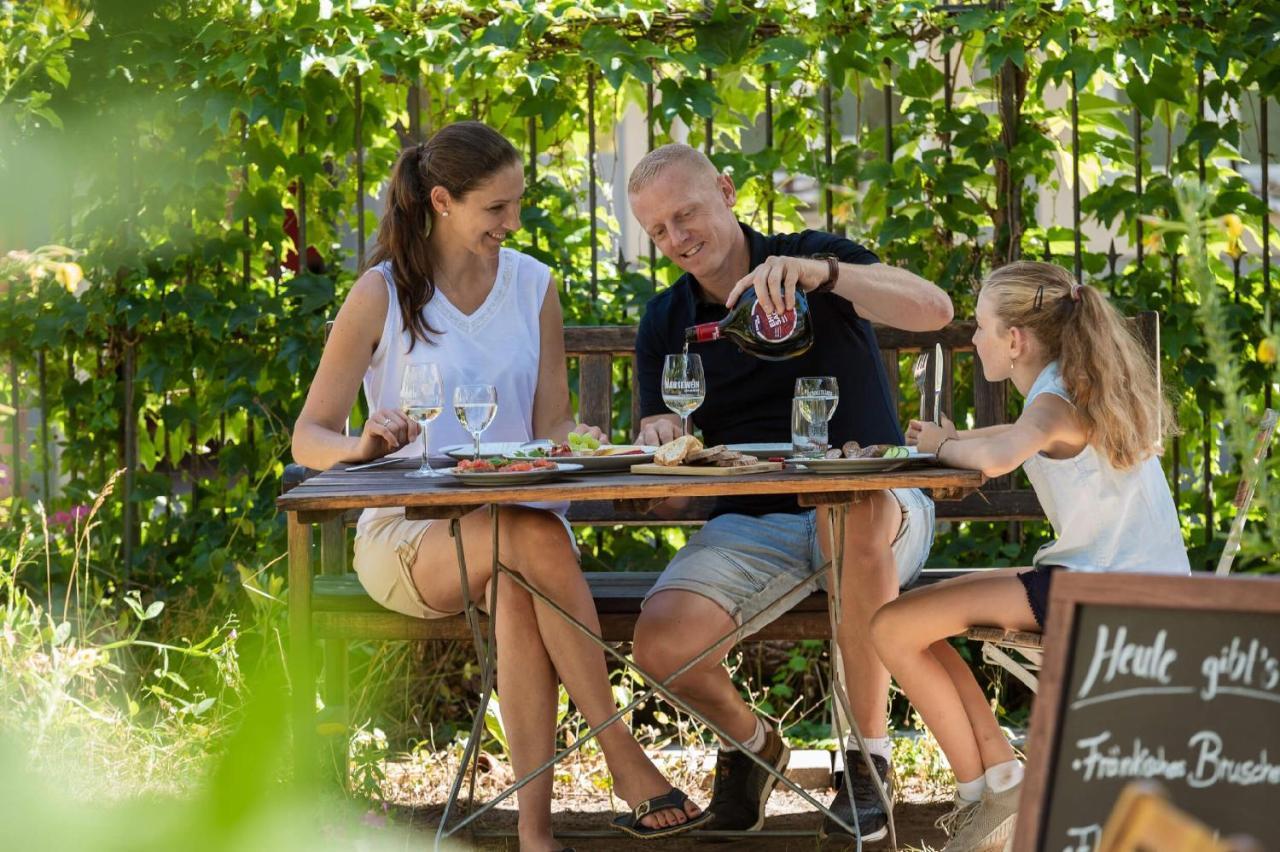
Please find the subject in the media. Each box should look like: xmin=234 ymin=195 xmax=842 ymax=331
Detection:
xmin=507 ymin=446 xmax=658 ymax=471
xmin=441 ymin=442 xmax=541 ymax=460
xmin=726 ymin=442 xmax=795 ymax=459
xmin=441 ymin=462 xmax=584 ymax=485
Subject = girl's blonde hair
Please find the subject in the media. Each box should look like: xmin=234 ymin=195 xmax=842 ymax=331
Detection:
xmin=981 ymin=261 xmax=1173 ymax=469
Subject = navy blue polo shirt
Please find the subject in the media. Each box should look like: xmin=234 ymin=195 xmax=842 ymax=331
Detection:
xmin=636 ymin=223 xmax=904 ymax=518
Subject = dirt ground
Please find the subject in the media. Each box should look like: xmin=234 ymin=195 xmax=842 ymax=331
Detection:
xmin=383 ymin=751 xmax=952 ymax=851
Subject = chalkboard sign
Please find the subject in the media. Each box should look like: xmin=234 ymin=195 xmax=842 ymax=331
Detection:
xmin=1014 ymin=572 xmax=1280 ymax=851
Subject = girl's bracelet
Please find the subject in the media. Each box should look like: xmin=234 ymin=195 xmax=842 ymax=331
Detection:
xmin=936 ymin=437 xmax=954 ymax=460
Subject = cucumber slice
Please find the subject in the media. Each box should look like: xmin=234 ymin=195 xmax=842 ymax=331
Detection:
xmin=883 ymin=445 xmax=910 ymax=459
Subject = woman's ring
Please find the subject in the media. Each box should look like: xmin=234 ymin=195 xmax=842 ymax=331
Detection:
xmin=382 ymin=418 xmax=392 ymax=426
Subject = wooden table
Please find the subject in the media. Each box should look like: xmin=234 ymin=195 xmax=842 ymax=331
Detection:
xmin=278 ymin=462 xmax=984 ymax=850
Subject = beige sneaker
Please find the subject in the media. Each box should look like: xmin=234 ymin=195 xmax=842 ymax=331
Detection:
xmin=934 ymin=796 xmax=980 ymax=838
xmin=941 ymin=782 xmax=1020 ymax=852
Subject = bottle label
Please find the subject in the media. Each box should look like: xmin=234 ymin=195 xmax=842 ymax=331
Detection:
xmin=751 ymin=302 xmax=797 ymax=342
xmin=692 ymin=323 xmax=721 ymax=343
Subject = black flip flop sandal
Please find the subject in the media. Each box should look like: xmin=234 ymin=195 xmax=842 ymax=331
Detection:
xmin=611 ymin=787 xmax=712 ymax=839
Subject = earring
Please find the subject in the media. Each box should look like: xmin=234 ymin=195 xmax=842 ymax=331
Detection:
xmin=441 ymin=210 xmax=450 ymax=217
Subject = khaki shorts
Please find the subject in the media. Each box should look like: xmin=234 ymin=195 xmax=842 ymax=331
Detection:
xmin=352 ymin=508 xmax=580 ymax=620
xmin=353 ymin=513 xmax=457 ymax=620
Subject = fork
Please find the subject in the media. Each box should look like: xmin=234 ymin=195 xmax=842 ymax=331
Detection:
xmin=912 ymin=352 xmax=930 ymax=422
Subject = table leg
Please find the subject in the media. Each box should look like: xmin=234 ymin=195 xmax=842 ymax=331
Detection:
xmin=441 ymin=558 xmax=865 ymax=840
xmin=437 ymin=502 xmax=879 ymax=845
xmin=287 ymin=512 xmax=315 ymax=787
xmin=825 ymin=503 xmax=898 ymax=851
xmin=435 ymin=510 xmax=501 ymax=851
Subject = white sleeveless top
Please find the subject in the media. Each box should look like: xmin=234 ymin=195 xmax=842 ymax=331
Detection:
xmin=1021 ymin=362 xmax=1189 ymax=575
xmin=357 ymin=248 xmax=567 ymax=530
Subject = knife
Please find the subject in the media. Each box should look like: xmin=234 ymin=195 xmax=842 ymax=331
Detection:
xmin=932 ymin=342 xmax=944 ymax=426
xmin=342 ymin=455 xmax=408 ymax=472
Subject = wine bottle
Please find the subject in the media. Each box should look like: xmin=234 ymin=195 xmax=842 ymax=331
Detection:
xmin=684 ymin=289 xmax=814 ymax=360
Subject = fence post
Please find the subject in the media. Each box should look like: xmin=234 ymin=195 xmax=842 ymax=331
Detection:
xmin=1261 ymin=90 xmax=1271 ymax=410
xmin=1070 ymin=32 xmax=1082 ymax=284
xmin=765 ymin=65 xmax=774 ymax=235
xmin=703 ymin=67 xmax=714 ymax=157
xmin=646 ymin=75 xmax=657 ymax=292
xmin=588 ymin=68 xmax=599 ymax=303
xmin=355 ymin=74 xmax=366 ymax=270
xmin=1134 ymin=104 xmax=1144 ymax=271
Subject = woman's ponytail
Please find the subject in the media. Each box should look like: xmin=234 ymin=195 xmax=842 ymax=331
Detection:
xmin=366 ymin=144 xmax=441 ymax=350
xmin=364 ymin=122 xmax=521 ymax=350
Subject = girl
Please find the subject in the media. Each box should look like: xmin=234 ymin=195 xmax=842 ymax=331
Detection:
xmin=292 ymin=121 xmax=707 ymax=850
xmin=872 ymin=261 xmax=1189 ymax=852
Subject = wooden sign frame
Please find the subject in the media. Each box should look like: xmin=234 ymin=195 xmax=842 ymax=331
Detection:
xmin=1013 ymin=572 xmax=1280 ymax=851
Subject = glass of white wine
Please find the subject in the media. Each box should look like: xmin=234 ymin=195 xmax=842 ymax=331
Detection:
xmin=453 ymin=384 xmax=498 ymax=461
xmin=662 ymin=353 xmax=705 ymax=437
xmin=400 ymin=362 xmax=444 ymax=478
xmin=794 ymin=376 xmax=839 ymax=424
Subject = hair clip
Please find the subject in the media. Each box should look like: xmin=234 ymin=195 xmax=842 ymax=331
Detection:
xmin=1070 ymin=283 xmax=1083 ymax=302
xmin=1033 ymin=284 xmax=1046 ymax=310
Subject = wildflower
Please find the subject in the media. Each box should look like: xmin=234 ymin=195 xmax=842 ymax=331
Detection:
xmin=1222 ymin=213 xmax=1244 ymax=241
xmin=1260 ymin=338 xmax=1278 ymax=365
xmin=54 ymin=262 xmax=82 ymax=291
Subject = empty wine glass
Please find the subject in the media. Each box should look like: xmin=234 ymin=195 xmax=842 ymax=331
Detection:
xmin=400 ymin=362 xmax=444 ymax=478
xmin=794 ymin=376 xmax=839 ymax=424
xmin=662 ymin=353 xmax=705 ymax=437
xmin=453 ymin=384 xmax=498 ymax=461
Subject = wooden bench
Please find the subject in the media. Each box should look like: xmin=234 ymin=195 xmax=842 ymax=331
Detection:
xmin=283 ymin=314 xmax=1159 ymax=754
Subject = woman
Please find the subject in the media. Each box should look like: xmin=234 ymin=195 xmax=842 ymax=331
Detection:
xmin=292 ymin=121 xmax=708 ymax=850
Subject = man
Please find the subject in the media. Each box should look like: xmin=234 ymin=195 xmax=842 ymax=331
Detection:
xmin=627 ymin=143 xmax=953 ymax=839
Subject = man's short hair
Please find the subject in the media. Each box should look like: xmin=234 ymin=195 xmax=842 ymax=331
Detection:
xmin=628 ymin=143 xmax=720 ymax=196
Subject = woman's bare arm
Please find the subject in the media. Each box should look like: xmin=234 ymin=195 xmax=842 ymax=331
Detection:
xmin=291 ymin=270 xmax=412 ymax=469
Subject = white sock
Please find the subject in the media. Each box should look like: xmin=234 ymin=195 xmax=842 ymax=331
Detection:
xmin=742 ymin=716 xmax=769 ymax=753
xmin=985 ymin=759 xmax=1024 ymax=793
xmin=722 ymin=716 xmax=769 ymax=753
xmin=849 ymin=735 xmax=892 ymax=761
xmin=956 ymin=776 xmax=986 ymax=804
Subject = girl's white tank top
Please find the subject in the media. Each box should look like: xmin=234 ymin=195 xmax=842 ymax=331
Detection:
xmin=1021 ymin=361 xmax=1189 ymax=575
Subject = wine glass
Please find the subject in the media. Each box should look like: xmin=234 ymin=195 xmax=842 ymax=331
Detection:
xmin=453 ymin=384 xmax=498 ymax=461
xmin=794 ymin=376 xmax=839 ymax=424
xmin=400 ymin=362 xmax=444 ymax=478
xmin=662 ymin=353 xmax=706 ymax=437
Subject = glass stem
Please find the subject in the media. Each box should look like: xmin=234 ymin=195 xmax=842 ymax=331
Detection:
xmin=682 ymin=415 xmax=688 ymax=437
xmin=420 ymin=420 xmax=430 ymax=470
xmin=473 ymin=432 xmax=481 ymax=460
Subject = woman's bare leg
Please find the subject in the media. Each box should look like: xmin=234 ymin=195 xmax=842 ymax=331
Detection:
xmin=412 ymin=507 xmax=701 ymax=833
xmin=483 ymin=572 xmax=560 ymax=850
xmin=870 ymin=569 xmax=1036 ymax=781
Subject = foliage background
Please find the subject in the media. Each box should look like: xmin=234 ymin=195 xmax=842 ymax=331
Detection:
xmin=1 ymin=0 xmax=1277 ymax=753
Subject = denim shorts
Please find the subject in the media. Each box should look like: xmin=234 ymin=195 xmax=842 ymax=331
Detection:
xmin=643 ymin=488 xmax=935 ymax=633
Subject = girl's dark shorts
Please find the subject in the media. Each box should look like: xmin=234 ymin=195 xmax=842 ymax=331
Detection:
xmin=1016 ymin=564 xmax=1063 ymax=629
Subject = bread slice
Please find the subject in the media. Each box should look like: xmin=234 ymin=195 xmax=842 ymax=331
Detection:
xmin=687 ymin=445 xmax=728 ymax=464
xmin=654 ymin=435 xmax=703 ymax=466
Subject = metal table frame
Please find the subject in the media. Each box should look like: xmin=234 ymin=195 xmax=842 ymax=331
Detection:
xmin=279 ymin=466 xmax=983 ymax=850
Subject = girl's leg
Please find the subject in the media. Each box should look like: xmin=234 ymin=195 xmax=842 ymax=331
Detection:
xmin=930 ymin=638 xmax=1017 ymax=769
xmin=869 ymin=569 xmax=1037 ymax=782
xmin=411 ymin=507 xmax=701 ymax=832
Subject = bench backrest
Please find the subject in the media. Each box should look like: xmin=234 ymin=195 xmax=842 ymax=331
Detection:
xmin=563 ymin=314 xmax=1159 ymax=524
